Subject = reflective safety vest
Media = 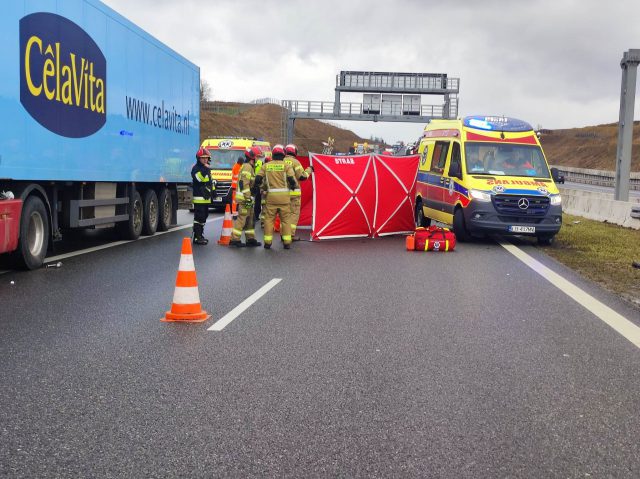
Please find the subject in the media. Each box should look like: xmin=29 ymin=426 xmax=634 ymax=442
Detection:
xmin=191 ymin=162 xmax=215 ymax=204
xmin=257 ymin=159 xmax=295 ymax=205
xmin=231 ymin=162 xmax=242 ymax=191
xmin=254 ymin=158 xmax=263 ymax=176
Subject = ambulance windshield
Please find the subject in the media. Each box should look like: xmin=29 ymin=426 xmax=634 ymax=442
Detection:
xmin=208 ymin=149 xmax=243 ymax=170
xmin=464 ymin=143 xmax=550 ymax=178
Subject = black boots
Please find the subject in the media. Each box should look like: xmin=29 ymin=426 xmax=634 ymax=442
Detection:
xmin=230 ymin=238 xmax=262 ymax=248
xmin=192 ymin=224 xmax=208 ymax=245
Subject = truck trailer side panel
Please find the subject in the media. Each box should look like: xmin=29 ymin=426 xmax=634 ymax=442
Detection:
xmin=0 ymin=0 xmax=199 ymax=182
xmin=0 ymin=0 xmax=200 ymax=268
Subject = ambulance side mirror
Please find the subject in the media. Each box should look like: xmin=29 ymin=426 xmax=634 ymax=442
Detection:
xmin=448 ymin=162 xmax=462 ymax=180
xmin=550 ymin=167 xmax=563 ymax=184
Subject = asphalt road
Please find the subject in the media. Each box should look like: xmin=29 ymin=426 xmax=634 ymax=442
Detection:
xmin=1 ymin=215 xmax=640 ymax=478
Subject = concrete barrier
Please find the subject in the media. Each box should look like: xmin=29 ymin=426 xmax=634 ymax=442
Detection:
xmin=559 ymin=186 xmax=640 ymax=229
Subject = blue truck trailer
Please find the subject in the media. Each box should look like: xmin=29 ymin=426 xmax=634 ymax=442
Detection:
xmin=0 ymin=0 xmax=200 ymax=269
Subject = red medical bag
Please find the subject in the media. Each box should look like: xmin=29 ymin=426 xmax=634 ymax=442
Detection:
xmin=406 ymin=226 xmax=456 ymax=252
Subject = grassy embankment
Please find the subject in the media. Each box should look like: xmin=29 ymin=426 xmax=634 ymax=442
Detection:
xmin=540 ymin=214 xmax=640 ymax=308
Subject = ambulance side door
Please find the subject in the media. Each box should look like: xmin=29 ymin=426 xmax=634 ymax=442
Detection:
xmin=425 ymin=140 xmax=450 ymax=223
xmin=416 ymin=140 xmax=432 ymax=215
xmin=441 ymin=141 xmax=462 ymax=225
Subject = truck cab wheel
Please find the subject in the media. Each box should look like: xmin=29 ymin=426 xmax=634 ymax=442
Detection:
xmin=157 ymin=188 xmax=172 ymax=231
xmin=142 ymin=189 xmax=158 ymax=236
xmin=14 ymin=195 xmax=50 ymax=270
xmin=116 ymin=190 xmax=143 ymax=240
xmin=453 ymin=208 xmax=472 ymax=242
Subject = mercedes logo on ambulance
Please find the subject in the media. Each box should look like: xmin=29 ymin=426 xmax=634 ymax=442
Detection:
xmin=518 ymin=198 xmax=530 ymax=210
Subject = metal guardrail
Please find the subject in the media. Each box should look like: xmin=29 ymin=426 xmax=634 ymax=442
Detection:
xmin=284 ymin=100 xmax=446 ymax=118
xmin=552 ymin=165 xmax=640 ymax=191
xmin=200 ymin=101 xmax=256 ymax=115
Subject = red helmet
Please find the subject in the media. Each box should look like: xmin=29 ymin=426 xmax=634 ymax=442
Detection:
xmin=244 ymin=147 xmax=257 ymax=161
xmin=271 ymin=144 xmax=285 ymax=157
xmin=196 ymin=147 xmax=211 ymax=160
xmin=285 ymin=144 xmax=298 ymax=156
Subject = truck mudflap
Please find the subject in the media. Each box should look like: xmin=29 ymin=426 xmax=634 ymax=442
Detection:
xmin=0 ymin=199 xmax=22 ymax=254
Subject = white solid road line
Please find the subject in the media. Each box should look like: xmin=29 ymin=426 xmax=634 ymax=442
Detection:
xmin=501 ymin=241 xmax=640 ymax=349
xmin=43 ymin=217 xmax=222 ymax=264
xmin=208 ymin=278 xmax=282 ymax=331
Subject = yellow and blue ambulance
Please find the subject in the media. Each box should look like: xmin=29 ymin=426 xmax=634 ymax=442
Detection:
xmin=200 ymin=137 xmax=271 ymax=208
xmin=415 ymin=116 xmax=562 ymax=244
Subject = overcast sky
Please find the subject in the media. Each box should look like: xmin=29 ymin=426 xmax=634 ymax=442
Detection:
xmin=103 ymin=0 xmax=640 ymax=144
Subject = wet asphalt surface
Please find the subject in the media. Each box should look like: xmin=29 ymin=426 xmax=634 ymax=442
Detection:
xmin=1 ymin=212 xmax=640 ymax=478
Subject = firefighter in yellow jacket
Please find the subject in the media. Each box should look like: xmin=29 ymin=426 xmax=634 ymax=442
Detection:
xmin=284 ymin=144 xmax=313 ymax=240
xmin=254 ymin=144 xmax=296 ymax=249
xmin=229 ymin=147 xmax=262 ymax=248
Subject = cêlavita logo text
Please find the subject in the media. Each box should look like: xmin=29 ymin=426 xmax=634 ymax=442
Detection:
xmin=20 ymin=13 xmax=107 ymax=138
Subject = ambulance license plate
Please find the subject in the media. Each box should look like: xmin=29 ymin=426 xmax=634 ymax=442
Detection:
xmin=212 ymin=197 xmax=222 ymax=203
xmin=509 ymin=225 xmax=535 ymax=233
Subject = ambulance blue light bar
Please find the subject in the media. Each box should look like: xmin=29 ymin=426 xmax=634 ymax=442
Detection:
xmin=464 ymin=116 xmax=533 ymax=132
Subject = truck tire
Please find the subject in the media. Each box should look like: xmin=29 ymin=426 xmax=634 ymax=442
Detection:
xmin=157 ymin=188 xmax=172 ymax=232
xmin=415 ymin=200 xmax=430 ymax=227
xmin=453 ymin=208 xmax=472 ymax=242
xmin=14 ymin=195 xmax=49 ymax=270
xmin=116 ymin=190 xmax=143 ymax=240
xmin=142 ymin=189 xmax=158 ymax=236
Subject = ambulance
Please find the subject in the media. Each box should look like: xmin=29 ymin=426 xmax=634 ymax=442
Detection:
xmin=200 ymin=137 xmax=271 ymax=208
xmin=415 ymin=116 xmax=563 ymax=244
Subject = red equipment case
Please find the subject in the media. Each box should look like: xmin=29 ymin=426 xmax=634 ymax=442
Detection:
xmin=406 ymin=226 xmax=456 ymax=252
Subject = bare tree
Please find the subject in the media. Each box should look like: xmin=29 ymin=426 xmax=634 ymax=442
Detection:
xmin=200 ymin=79 xmax=212 ymax=102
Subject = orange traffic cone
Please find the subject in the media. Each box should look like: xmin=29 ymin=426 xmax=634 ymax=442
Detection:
xmin=274 ymin=213 xmax=281 ymax=232
xmin=161 ymin=237 xmax=210 ymax=323
xmin=218 ymin=204 xmax=233 ymax=245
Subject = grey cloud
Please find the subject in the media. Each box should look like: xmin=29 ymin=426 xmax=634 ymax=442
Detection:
xmin=103 ymin=0 xmax=640 ymax=139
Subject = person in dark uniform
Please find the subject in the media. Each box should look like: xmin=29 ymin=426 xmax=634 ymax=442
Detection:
xmin=191 ymin=147 xmax=215 ymax=245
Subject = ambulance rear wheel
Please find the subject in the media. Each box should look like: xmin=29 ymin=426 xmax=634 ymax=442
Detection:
xmin=453 ymin=208 xmax=472 ymax=242
xmin=415 ymin=201 xmax=430 ymax=227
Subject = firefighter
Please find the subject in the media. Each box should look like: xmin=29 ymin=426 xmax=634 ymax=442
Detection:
xmin=191 ymin=147 xmax=215 ymax=245
xmin=229 ymin=147 xmax=261 ymax=248
xmin=284 ymin=144 xmax=313 ymax=240
xmin=253 ymin=152 xmax=264 ymax=222
xmin=230 ymin=155 xmax=244 ymax=219
xmin=254 ymin=144 xmax=296 ymax=249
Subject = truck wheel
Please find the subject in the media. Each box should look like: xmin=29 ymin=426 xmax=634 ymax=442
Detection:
xmin=116 ymin=190 xmax=143 ymax=240
xmin=14 ymin=195 xmax=49 ymax=270
xmin=157 ymin=188 xmax=172 ymax=231
xmin=415 ymin=200 xmax=430 ymax=227
xmin=453 ymin=208 xmax=472 ymax=242
xmin=142 ymin=189 xmax=158 ymax=236
xmin=537 ymin=234 xmax=555 ymax=246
